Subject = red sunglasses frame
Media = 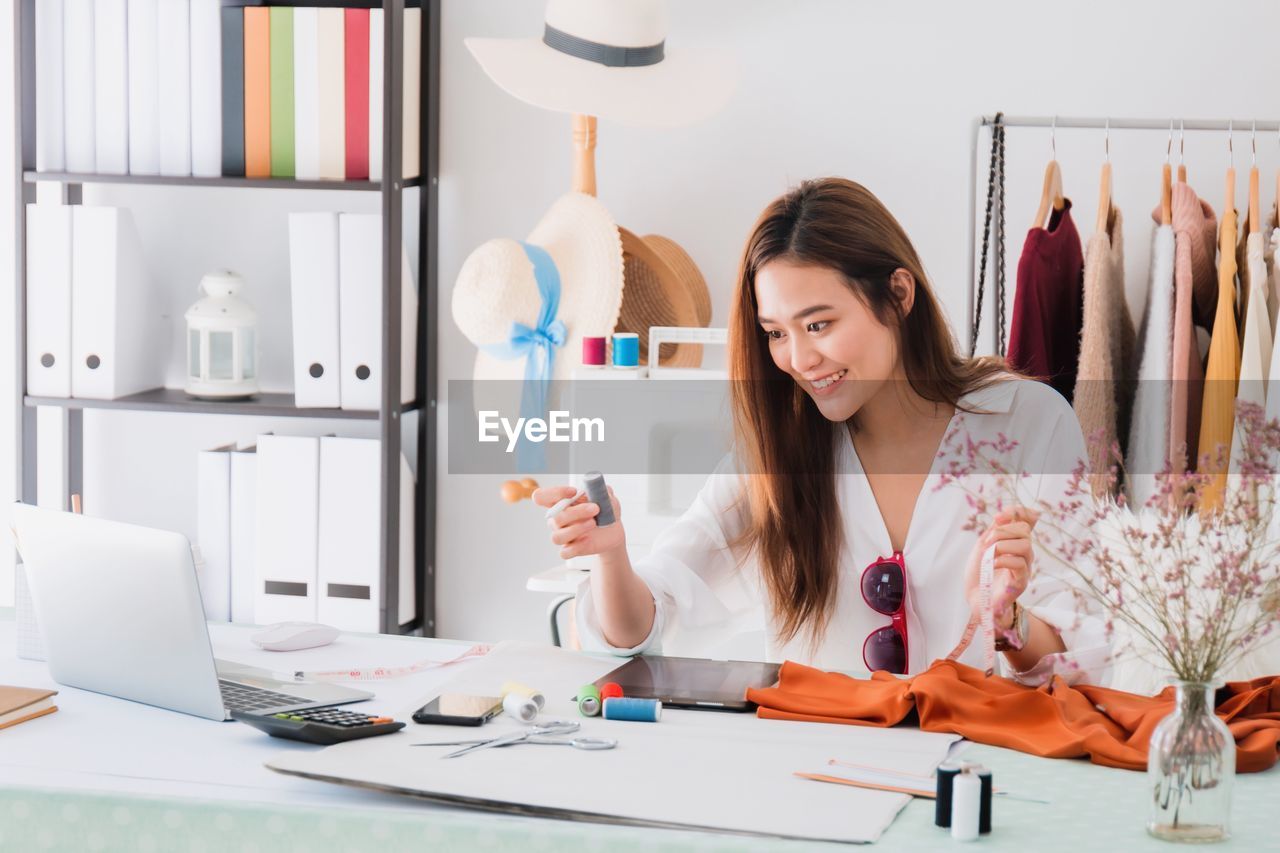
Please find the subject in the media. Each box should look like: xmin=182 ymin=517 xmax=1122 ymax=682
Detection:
xmin=860 ymin=550 xmax=910 ymax=674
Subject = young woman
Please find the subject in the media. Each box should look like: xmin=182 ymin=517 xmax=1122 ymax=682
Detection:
xmin=536 ymin=178 xmax=1108 ymax=684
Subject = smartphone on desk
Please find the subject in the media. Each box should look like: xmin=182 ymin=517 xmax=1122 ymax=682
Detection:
xmin=412 ymin=693 xmax=504 ymax=726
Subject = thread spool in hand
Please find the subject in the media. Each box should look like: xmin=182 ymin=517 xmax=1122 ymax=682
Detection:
xmin=583 ymin=471 xmax=614 ymax=527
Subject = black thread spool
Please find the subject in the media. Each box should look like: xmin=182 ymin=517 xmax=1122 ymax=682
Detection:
xmin=976 ymin=766 xmax=993 ymax=834
xmin=934 ymin=761 xmax=962 ymax=828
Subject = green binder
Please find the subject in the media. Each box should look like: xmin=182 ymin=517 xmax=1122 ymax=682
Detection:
xmin=269 ymin=7 xmax=295 ymax=178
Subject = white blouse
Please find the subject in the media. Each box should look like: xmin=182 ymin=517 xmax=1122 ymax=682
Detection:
xmin=575 ymin=378 xmax=1112 ymax=686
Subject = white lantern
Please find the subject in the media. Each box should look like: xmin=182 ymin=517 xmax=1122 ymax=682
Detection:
xmin=184 ymin=270 xmax=260 ymax=399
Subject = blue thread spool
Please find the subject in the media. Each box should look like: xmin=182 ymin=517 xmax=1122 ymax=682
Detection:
xmin=611 ymin=333 xmax=639 ymax=368
xmin=602 ymin=697 xmax=661 ymax=722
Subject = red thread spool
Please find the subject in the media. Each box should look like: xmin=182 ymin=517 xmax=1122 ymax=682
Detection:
xmin=600 ymin=682 xmax=624 ymax=701
xmin=581 ymin=336 xmax=607 ymax=367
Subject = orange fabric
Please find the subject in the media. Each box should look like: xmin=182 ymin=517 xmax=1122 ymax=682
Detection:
xmin=243 ymin=8 xmax=271 ymax=179
xmin=746 ymin=660 xmax=1280 ymax=773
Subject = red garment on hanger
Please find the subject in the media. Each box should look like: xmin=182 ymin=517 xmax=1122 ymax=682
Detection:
xmin=1007 ymin=201 xmax=1085 ymax=402
xmin=745 ymin=659 xmax=1280 ymax=773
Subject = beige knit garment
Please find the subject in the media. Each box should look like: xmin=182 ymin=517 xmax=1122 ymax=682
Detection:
xmin=1073 ymin=208 xmax=1134 ymax=497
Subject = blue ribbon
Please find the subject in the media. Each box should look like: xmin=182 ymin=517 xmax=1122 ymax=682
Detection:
xmin=479 ymin=242 xmax=567 ymax=472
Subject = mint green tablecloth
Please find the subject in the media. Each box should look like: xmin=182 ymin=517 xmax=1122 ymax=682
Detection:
xmin=2 ymin=740 xmax=1275 ymax=851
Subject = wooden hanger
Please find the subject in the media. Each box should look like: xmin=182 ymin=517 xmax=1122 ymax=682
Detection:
xmin=1160 ymin=122 xmax=1173 ymax=225
xmin=1249 ymin=165 xmax=1260 ymax=234
xmin=1095 ymin=121 xmax=1112 ymax=235
xmin=1161 ymin=163 xmax=1173 ymax=226
xmin=1247 ymin=122 xmax=1261 ymax=234
xmin=1033 ymin=161 xmax=1064 ymax=229
xmin=1224 ymin=165 xmax=1236 ymax=236
xmin=1177 ymin=120 xmax=1187 ymax=184
xmin=1032 ymin=119 xmax=1064 ymax=229
xmin=571 ymin=114 xmax=597 ymax=197
xmin=1096 ymin=161 xmax=1112 ymax=235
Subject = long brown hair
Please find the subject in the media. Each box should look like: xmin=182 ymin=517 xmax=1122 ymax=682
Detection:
xmin=727 ymin=177 xmax=1006 ymax=646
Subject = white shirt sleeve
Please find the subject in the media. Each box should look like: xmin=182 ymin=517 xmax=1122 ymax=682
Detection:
xmin=575 ymin=456 xmax=757 ymax=657
xmin=1001 ymin=398 xmax=1114 ymax=687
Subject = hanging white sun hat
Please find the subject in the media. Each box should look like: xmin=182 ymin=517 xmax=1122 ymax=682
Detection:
xmin=452 ymin=191 xmax=625 ymax=386
xmin=464 ymin=0 xmax=738 ymax=128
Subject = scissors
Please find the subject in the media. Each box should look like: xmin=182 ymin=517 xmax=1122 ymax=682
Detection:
xmin=411 ymin=721 xmax=617 ymax=757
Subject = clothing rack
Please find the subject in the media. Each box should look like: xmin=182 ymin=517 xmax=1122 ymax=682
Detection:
xmin=965 ymin=114 xmax=1280 ymax=355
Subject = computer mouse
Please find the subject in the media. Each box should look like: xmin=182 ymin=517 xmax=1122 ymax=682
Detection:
xmin=251 ymin=622 xmax=340 ymax=652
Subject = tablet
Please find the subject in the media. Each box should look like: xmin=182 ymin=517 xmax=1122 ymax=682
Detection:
xmin=594 ymin=655 xmax=780 ymax=712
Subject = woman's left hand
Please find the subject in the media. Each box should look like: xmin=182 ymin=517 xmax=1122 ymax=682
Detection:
xmin=964 ymin=506 xmax=1039 ymax=629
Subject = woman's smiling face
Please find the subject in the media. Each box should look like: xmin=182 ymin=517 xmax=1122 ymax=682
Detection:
xmin=754 ymin=260 xmax=903 ymax=422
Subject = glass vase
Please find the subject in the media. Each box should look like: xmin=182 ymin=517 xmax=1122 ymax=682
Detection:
xmin=1147 ymin=680 xmax=1235 ymax=842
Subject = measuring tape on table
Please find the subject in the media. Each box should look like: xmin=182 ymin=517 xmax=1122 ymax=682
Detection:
xmin=284 ymin=643 xmax=492 ymax=682
xmin=946 ymin=544 xmax=997 ymax=675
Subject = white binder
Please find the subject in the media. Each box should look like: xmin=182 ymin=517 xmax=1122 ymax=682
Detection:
xmin=292 ymin=7 xmax=320 ymax=181
xmin=287 ymin=212 xmax=341 ymax=408
xmin=157 ymin=0 xmax=192 ymax=177
xmin=315 ymin=438 xmax=415 ymax=632
xmin=368 ymin=9 xmax=383 ymax=181
xmin=70 ymin=206 xmax=166 ymax=400
xmin=35 ymin=0 xmax=64 ymax=172
xmin=189 ymin=0 xmax=222 ymax=178
xmin=316 ymin=8 xmax=345 ymax=181
xmin=254 ymin=434 xmax=320 ymax=624
xmin=229 ymin=444 xmax=257 ymax=624
xmin=127 ymin=0 xmax=160 ymax=175
xmin=196 ymin=443 xmax=234 ymax=622
xmin=63 ymin=0 xmax=96 ymax=174
xmin=338 ymin=213 xmax=417 ymax=411
xmin=93 ymin=0 xmax=129 ymax=175
xmin=25 ymin=204 xmax=74 ymax=398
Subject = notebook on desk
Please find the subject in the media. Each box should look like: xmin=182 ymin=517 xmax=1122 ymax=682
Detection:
xmin=0 ymin=685 xmax=58 ymax=730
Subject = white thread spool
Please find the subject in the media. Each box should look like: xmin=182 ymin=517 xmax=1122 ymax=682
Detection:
xmin=950 ymin=768 xmax=981 ymax=841
xmin=503 ymin=692 xmax=539 ymax=723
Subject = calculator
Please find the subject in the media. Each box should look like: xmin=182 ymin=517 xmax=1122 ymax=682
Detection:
xmin=232 ymin=707 xmax=405 ymax=745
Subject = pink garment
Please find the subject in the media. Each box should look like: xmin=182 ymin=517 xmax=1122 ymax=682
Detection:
xmin=1073 ymin=208 xmax=1133 ymax=497
xmin=1169 ymin=183 xmax=1216 ymax=471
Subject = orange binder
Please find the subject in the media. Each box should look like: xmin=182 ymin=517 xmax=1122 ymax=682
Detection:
xmin=243 ymin=7 xmax=271 ymax=178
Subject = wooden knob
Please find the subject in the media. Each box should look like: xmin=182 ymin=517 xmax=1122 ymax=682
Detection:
xmin=572 ymin=114 xmax=597 ymax=197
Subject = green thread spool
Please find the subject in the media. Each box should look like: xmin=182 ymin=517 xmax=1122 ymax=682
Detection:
xmin=575 ymin=684 xmax=601 ymax=717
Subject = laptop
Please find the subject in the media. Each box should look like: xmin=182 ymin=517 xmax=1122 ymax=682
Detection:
xmin=10 ymin=503 xmax=371 ymax=721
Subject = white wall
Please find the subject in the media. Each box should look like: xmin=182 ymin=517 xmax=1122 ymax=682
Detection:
xmin=6 ymin=0 xmax=1280 ymax=628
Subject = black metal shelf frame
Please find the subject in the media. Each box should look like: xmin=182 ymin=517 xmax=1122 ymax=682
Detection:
xmin=12 ymin=0 xmax=440 ymax=637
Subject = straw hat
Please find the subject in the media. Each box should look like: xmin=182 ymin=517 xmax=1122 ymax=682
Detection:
xmin=617 ymin=229 xmax=711 ymax=367
xmin=465 ymin=0 xmax=737 ymax=128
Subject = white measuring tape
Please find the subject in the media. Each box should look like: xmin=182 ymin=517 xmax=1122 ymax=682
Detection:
xmin=946 ymin=544 xmax=997 ymax=675
xmin=284 ymin=643 xmax=492 ymax=682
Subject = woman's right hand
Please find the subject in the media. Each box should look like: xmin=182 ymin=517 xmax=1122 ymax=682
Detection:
xmin=533 ymin=485 xmax=627 ymax=561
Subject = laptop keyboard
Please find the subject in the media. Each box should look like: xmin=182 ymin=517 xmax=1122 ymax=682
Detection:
xmin=219 ymin=679 xmax=311 ymax=713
